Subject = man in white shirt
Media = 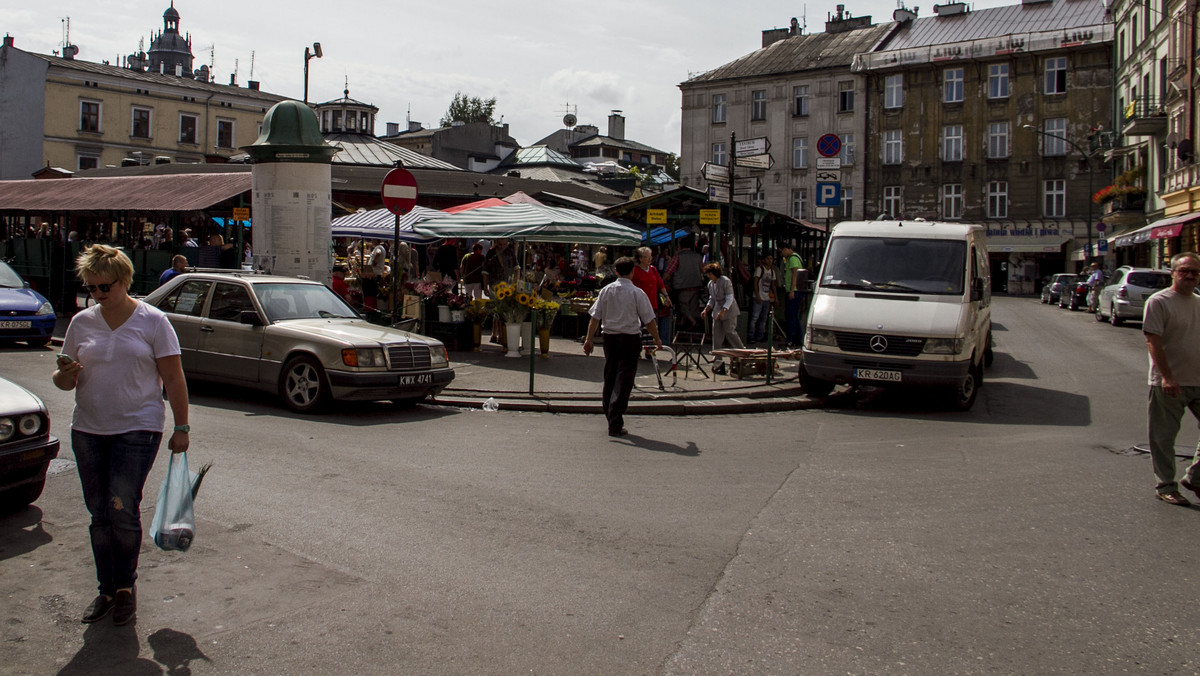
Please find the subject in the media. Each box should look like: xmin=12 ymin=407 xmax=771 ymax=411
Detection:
xmin=584 ymin=257 xmax=662 ymax=437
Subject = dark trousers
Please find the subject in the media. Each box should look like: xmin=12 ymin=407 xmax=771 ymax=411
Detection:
xmin=602 ymin=333 xmax=642 ymax=432
xmin=785 ymin=293 xmax=805 ymax=344
xmin=72 ymin=430 xmax=162 ymax=595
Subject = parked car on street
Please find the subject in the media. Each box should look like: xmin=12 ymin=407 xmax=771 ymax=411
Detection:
xmin=1095 ymin=266 xmax=1172 ymax=326
xmin=142 ymin=272 xmax=455 ymax=412
xmin=1040 ymin=273 xmax=1077 ymax=305
xmin=0 ymin=260 xmax=56 ymax=348
xmin=0 ymin=375 xmax=59 ymax=511
xmin=1058 ymin=277 xmax=1091 ymax=310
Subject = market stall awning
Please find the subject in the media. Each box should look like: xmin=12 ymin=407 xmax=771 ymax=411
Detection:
xmin=413 ymin=203 xmax=642 ymax=245
xmin=1112 ymin=212 xmax=1200 ymax=247
xmin=0 ymin=173 xmax=251 ymax=211
xmin=443 ymin=198 xmax=509 ymax=213
xmin=330 ymin=206 xmax=443 ymax=243
xmin=642 ymin=227 xmax=690 ymax=245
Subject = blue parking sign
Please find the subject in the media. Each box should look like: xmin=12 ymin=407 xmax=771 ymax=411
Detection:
xmin=816 ymin=182 xmax=841 ymax=207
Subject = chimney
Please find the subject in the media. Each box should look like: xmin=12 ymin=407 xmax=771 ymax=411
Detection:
xmin=248 ymin=80 xmax=259 ymax=90
xmin=608 ymin=110 xmax=625 ymax=141
xmin=386 ymin=122 xmax=400 ymax=136
xmin=229 ymin=73 xmax=237 ymax=86
xmin=2 ymin=35 xmax=13 ymax=48
xmin=408 ymin=121 xmax=423 ymax=132
xmin=175 ymin=64 xmax=183 ymax=76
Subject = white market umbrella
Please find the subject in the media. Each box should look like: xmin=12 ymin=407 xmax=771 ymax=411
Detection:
xmin=331 ymin=206 xmax=443 ymax=244
xmin=413 ymin=203 xmax=641 ymax=246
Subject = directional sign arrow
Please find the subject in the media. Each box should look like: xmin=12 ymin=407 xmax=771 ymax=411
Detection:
xmin=735 ymin=153 xmax=774 ymax=170
xmin=701 ymin=162 xmax=730 ymax=183
xmin=735 ymin=137 xmax=771 ymax=157
xmin=733 ymin=176 xmax=762 ymax=194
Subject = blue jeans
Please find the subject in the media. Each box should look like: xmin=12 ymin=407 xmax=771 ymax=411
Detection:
xmin=785 ymin=293 xmax=805 ymax=345
xmin=72 ymin=430 xmax=162 ymax=595
xmin=749 ymin=298 xmax=771 ymax=340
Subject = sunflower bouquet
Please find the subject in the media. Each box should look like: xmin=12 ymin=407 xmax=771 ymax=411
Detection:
xmin=491 ymin=281 xmax=536 ymax=323
xmin=464 ymin=298 xmax=492 ymax=323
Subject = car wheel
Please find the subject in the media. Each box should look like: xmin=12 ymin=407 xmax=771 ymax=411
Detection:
xmin=24 ymin=337 xmax=51 ymax=348
xmin=799 ymin=364 xmax=835 ymax=397
xmin=279 ymin=355 xmax=330 ymax=413
xmin=0 ymin=477 xmax=46 ymax=512
xmin=1110 ymin=303 xmax=1123 ymax=327
xmin=948 ymin=361 xmax=980 ymax=411
xmin=1040 ymin=293 xmax=1049 ymax=304
xmin=1095 ymin=304 xmax=1106 ymax=322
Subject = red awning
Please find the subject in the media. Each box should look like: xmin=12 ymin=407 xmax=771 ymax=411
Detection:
xmin=0 ymin=173 xmax=251 ymax=212
xmin=1151 ymin=223 xmax=1185 ymax=239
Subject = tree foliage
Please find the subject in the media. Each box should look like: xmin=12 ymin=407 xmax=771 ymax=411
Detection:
xmin=662 ymin=153 xmax=680 ymax=181
xmin=440 ymin=92 xmax=498 ymax=127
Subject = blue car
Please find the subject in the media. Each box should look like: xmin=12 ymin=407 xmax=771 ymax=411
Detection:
xmin=0 ymin=261 xmax=56 ymax=348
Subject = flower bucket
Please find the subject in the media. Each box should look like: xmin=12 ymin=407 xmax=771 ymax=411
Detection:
xmin=438 ymin=305 xmax=452 ymax=323
xmin=504 ymin=323 xmax=523 ymax=358
xmin=538 ymin=327 xmax=551 ymax=357
xmin=472 ymin=322 xmax=482 ymax=350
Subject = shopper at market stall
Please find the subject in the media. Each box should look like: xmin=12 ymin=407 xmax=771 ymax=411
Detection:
xmin=632 ymin=246 xmax=672 ymax=348
xmin=701 ymin=261 xmax=745 ymax=376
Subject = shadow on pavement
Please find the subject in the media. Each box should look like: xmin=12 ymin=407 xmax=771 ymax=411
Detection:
xmin=185 ymin=381 xmax=459 ymax=426
xmin=0 ymin=505 xmax=53 ymax=562
xmin=823 ymin=381 xmax=1091 ymax=426
xmin=58 ymin=623 xmax=162 ymax=675
xmin=987 ymin=352 xmax=1037 ymax=380
xmin=148 ymin=628 xmax=212 ymax=675
xmin=611 ymin=434 xmax=701 ymax=457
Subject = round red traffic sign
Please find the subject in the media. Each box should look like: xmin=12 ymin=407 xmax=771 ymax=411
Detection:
xmin=381 ymin=168 xmax=418 ymax=215
xmin=817 ymin=134 xmax=842 ymax=157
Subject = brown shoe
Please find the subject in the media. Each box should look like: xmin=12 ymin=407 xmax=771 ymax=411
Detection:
xmin=1156 ymin=491 xmax=1191 ymax=506
xmin=81 ymin=594 xmax=114 ymax=623
xmin=112 ymin=587 xmax=136 ymax=626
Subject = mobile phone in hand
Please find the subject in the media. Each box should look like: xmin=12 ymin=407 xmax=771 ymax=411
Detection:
xmin=57 ymin=353 xmax=76 ymax=367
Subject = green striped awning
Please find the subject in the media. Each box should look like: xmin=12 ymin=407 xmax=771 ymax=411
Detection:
xmin=412 ymin=203 xmax=641 ymax=245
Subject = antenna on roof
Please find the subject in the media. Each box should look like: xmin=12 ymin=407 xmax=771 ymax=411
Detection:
xmin=249 ymin=50 xmax=255 ymax=80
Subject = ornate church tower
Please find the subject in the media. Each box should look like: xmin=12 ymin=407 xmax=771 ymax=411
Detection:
xmin=147 ymin=2 xmax=195 ymax=78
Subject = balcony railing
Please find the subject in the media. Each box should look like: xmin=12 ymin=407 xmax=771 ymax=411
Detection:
xmin=1122 ymin=97 xmax=1168 ymax=137
xmin=1164 ymin=162 xmax=1200 ymax=193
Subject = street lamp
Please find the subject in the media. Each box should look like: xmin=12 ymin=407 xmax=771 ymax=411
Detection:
xmin=303 ymin=42 xmax=323 ymax=103
xmin=1023 ymin=123 xmax=1096 ymax=261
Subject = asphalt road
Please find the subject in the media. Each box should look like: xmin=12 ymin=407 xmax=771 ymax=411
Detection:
xmin=2 ymin=296 xmax=1198 ymax=675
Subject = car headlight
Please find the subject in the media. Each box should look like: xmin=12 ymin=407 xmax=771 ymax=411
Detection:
xmin=923 ymin=337 xmax=964 ymax=354
xmin=805 ymin=327 xmax=837 ymax=348
xmin=18 ymin=414 xmax=42 ymax=436
xmin=430 ymin=345 xmax=449 ymax=368
xmin=342 ymin=348 xmax=387 ymax=367
xmin=35 ymin=302 xmax=54 ymax=316
xmin=0 ymin=418 xmax=14 ymax=442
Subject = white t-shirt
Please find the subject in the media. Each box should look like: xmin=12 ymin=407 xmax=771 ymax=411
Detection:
xmin=754 ymin=265 xmax=777 ymax=302
xmin=1144 ymin=287 xmax=1200 ymax=387
xmin=62 ymin=302 xmax=182 ymax=435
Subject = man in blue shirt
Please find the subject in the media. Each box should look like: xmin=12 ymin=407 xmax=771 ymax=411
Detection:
xmin=584 ymin=257 xmax=662 ymax=437
xmin=158 ymin=255 xmax=187 ymax=287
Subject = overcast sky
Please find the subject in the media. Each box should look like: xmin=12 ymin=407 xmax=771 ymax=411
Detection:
xmin=7 ymin=0 xmax=1013 ymax=155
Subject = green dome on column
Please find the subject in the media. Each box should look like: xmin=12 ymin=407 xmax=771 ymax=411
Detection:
xmin=243 ymin=100 xmax=339 ymax=163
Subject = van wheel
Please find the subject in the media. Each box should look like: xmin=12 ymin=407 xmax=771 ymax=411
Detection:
xmin=949 ymin=362 xmax=980 ymax=411
xmin=799 ymin=364 xmax=835 ymax=397
xmin=280 ymin=355 xmax=330 ymax=413
xmin=1110 ymin=303 xmax=1123 ymax=327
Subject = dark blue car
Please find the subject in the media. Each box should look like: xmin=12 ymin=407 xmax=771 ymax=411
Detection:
xmin=0 ymin=261 xmax=56 ymax=348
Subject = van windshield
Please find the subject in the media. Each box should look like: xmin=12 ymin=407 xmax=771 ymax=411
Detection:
xmin=821 ymin=237 xmax=966 ymax=295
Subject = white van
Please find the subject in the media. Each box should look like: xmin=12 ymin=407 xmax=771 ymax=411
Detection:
xmin=799 ymin=220 xmax=992 ymax=410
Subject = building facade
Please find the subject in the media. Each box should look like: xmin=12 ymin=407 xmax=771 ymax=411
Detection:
xmin=856 ymin=0 xmax=1112 ymax=290
xmin=678 ymin=12 xmax=892 ymax=225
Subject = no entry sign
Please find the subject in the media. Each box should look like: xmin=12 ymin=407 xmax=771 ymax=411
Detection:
xmin=381 ymin=168 xmax=418 ymax=215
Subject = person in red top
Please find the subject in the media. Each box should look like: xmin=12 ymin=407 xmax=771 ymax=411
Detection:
xmin=632 ymin=246 xmax=673 ymax=347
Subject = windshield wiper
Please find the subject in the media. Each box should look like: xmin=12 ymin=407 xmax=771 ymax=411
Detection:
xmin=869 ymin=281 xmax=924 ymax=293
xmin=822 ymin=279 xmax=873 ymax=291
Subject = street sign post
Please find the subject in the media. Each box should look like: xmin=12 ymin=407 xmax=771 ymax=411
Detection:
xmin=815 ymin=170 xmax=841 ymax=183
xmin=699 ymin=208 xmax=722 ymax=225
xmin=817 ymin=134 xmax=842 ymax=158
xmin=701 ymin=162 xmax=730 ymax=183
xmin=735 ymin=153 xmax=774 ymax=170
xmin=733 ymin=176 xmax=762 ymax=194
xmin=816 ymin=182 xmax=842 ymax=207
xmin=707 ymin=184 xmax=730 ymax=201
xmin=735 ymin=137 xmax=771 ymax=157
xmin=815 ymin=157 xmax=842 ymax=170
xmin=646 ymin=209 xmax=667 ymax=225
xmin=381 ymin=167 xmax=418 ymax=215
xmin=232 ymin=207 xmax=250 ymax=220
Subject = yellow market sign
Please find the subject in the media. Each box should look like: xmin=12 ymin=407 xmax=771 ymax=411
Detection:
xmin=699 ymin=208 xmax=721 ymax=225
xmin=646 ymin=209 xmax=667 ymax=225
xmin=232 ymin=207 xmax=251 ymax=220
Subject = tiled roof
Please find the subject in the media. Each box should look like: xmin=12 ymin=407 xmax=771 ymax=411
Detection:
xmin=573 ymin=135 xmax=668 ymax=156
xmin=0 ymin=172 xmax=250 ymax=211
xmin=683 ymin=22 xmax=896 ymax=85
xmin=32 ymin=52 xmax=288 ymax=104
xmin=882 ymin=0 xmax=1107 ymax=50
xmin=509 ymin=146 xmax=581 ymax=167
xmin=322 ymin=133 xmax=461 ymax=170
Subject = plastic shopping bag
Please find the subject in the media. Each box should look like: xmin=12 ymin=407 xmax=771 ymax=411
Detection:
xmin=149 ymin=452 xmax=195 ymax=551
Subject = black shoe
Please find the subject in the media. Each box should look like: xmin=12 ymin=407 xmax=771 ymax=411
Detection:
xmin=712 ymin=363 xmax=726 ymax=375
xmin=81 ymin=594 xmax=115 ymax=624
xmin=1181 ymin=479 xmax=1200 ymax=501
xmin=113 ymin=587 xmax=136 ymax=626
xmin=608 ymin=427 xmax=628 ymax=437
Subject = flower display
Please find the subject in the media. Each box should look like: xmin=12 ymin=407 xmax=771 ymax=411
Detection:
xmin=534 ymin=298 xmax=560 ymax=329
xmin=491 ymin=281 xmax=536 ymax=323
xmin=407 ymin=279 xmax=453 ymax=300
xmin=465 ymin=298 xmax=492 ymax=323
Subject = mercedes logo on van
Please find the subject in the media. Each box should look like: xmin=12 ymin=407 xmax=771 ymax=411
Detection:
xmin=869 ymin=335 xmax=888 ymax=352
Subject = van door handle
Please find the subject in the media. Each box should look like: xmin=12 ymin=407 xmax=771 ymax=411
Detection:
xmin=200 ymin=326 xmax=214 ymax=333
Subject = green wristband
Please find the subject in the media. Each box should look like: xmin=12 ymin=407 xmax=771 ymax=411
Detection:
xmin=173 ymin=424 xmax=190 ymax=434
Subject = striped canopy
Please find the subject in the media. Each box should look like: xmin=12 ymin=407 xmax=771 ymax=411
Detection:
xmin=330 ymin=206 xmax=443 ymax=243
xmin=642 ymin=227 xmax=690 ymax=245
xmin=413 ymin=203 xmax=641 ymax=245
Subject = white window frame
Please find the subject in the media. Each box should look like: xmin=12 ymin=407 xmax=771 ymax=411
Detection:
xmin=838 ymin=81 xmax=854 ymax=112
xmin=1045 ymin=57 xmax=1068 ymax=94
xmin=884 ymin=75 xmax=904 ymax=109
xmin=712 ymin=142 xmax=727 ymax=166
xmin=942 ymin=125 xmax=964 ymax=162
xmin=216 ymin=118 xmax=235 ymax=149
xmin=1043 ymin=179 xmax=1066 ymax=217
xmin=750 ymin=191 xmax=766 ymax=209
xmin=751 ymin=90 xmax=767 ymax=121
xmin=1043 ymin=119 xmax=1068 ymax=156
xmin=841 ymin=187 xmax=854 ymax=219
xmin=987 ymin=122 xmax=1010 ymax=159
xmin=791 ymin=188 xmax=807 ymax=220
xmin=839 ymin=133 xmax=856 ymax=165
xmin=987 ymin=181 xmax=1009 ymax=218
xmin=713 ymin=94 xmax=727 ymax=124
xmin=80 ymin=100 xmax=102 ymax=133
xmin=179 ymin=113 xmax=198 ymax=144
xmin=988 ymin=63 xmax=1010 ymax=99
xmin=76 ymin=152 xmax=100 ymax=171
xmin=883 ymin=186 xmax=903 ymax=218
xmin=883 ymin=130 xmax=903 ymax=165
xmin=942 ymin=184 xmax=964 ymax=219
xmin=792 ymin=137 xmax=809 ymax=168
xmin=944 ymin=68 xmax=965 ymax=103
xmin=793 ymin=85 xmax=810 ymax=116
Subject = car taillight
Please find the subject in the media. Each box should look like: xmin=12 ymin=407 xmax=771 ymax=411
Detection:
xmin=1117 ymin=286 xmax=1128 ymax=299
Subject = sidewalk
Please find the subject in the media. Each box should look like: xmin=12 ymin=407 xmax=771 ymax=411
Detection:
xmin=52 ymin=316 xmax=815 ymax=415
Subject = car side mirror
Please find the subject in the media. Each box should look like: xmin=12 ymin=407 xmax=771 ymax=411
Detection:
xmin=970 ymin=278 xmax=984 ymax=302
xmin=239 ymin=310 xmax=264 ymax=327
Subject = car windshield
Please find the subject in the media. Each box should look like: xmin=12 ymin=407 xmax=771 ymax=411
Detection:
xmin=1055 ymin=275 xmax=1077 ymax=284
xmin=820 ymin=237 xmax=966 ymax=295
xmin=1127 ymin=272 xmax=1172 ymax=289
xmin=0 ymin=261 xmax=25 ymax=288
xmin=253 ymin=283 xmax=359 ymax=322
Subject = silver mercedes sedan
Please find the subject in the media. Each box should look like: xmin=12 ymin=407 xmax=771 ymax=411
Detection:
xmin=143 ymin=272 xmax=454 ymax=413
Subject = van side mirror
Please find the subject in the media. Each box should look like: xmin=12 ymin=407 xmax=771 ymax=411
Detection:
xmin=970 ymin=278 xmax=984 ymax=302
xmin=240 ymin=310 xmax=265 ymax=326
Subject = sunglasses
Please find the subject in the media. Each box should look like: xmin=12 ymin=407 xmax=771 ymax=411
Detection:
xmin=1174 ymin=268 xmax=1200 ymax=276
xmin=83 ymin=283 xmax=116 ymax=293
